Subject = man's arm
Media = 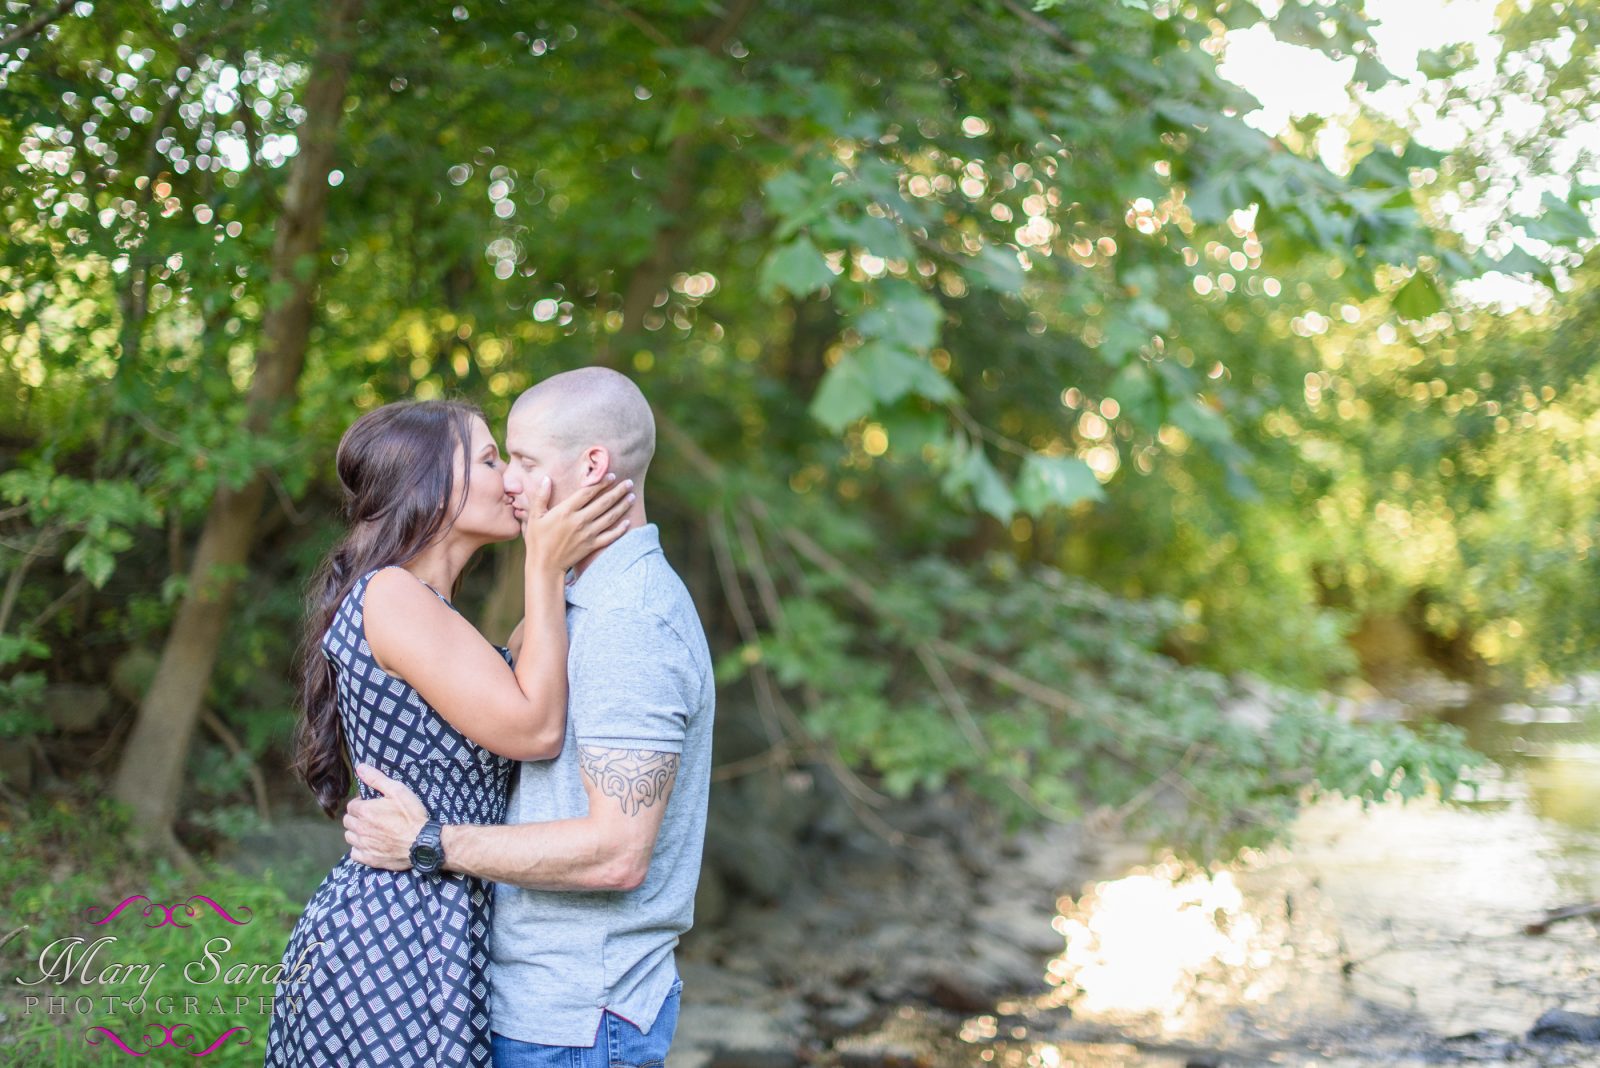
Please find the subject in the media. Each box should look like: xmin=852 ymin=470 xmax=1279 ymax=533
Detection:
xmin=344 ymin=748 xmax=677 ymax=891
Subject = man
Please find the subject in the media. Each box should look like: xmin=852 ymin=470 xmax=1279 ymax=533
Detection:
xmin=344 ymin=366 xmax=715 ymax=1068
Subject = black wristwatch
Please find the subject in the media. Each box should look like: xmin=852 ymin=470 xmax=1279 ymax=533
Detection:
xmin=410 ymin=818 xmax=444 ymax=876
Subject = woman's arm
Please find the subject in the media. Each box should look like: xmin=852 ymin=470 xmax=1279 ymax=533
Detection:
xmin=363 ymin=477 xmax=631 ymax=761
xmin=507 ymin=547 xmax=568 ymax=757
xmin=505 ymin=618 xmax=526 ymax=663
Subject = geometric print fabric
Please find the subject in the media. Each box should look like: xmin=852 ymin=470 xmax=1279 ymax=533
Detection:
xmin=264 ymin=567 xmax=516 ymax=1066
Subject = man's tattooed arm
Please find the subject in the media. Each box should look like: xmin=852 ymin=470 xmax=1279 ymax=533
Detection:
xmin=578 ymin=746 xmax=679 ymax=817
xmin=422 ymin=746 xmax=680 ymax=890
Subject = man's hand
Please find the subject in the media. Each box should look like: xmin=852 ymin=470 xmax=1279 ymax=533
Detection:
xmin=343 ymin=764 xmax=430 ymax=871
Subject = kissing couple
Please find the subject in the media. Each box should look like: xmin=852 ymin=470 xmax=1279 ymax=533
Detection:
xmin=262 ymin=366 xmax=715 ymax=1067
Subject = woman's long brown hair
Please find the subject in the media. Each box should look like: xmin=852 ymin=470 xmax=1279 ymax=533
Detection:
xmin=291 ymin=399 xmax=481 ymax=817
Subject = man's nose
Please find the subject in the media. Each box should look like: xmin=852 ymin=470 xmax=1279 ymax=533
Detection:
xmin=502 ymin=467 xmax=522 ymax=496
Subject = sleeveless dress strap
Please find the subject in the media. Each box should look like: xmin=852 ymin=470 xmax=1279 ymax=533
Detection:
xmin=361 ymin=564 xmax=456 ymax=611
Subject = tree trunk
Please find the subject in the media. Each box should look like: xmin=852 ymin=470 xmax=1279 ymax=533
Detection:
xmin=477 ymin=539 xmax=525 ymax=645
xmin=112 ymin=0 xmax=365 ymax=851
xmin=595 ymin=0 xmax=758 ymax=367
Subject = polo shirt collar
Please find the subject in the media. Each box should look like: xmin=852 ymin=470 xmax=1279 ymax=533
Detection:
xmin=565 ymin=523 xmax=660 ymax=608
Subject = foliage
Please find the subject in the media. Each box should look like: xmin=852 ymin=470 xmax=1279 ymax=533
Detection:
xmin=0 ymin=0 xmax=1586 ymax=858
xmin=0 ymin=796 xmax=301 ymax=1067
xmin=721 ymin=549 xmax=1480 ymax=855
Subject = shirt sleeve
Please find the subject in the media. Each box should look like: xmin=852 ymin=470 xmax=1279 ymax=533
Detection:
xmin=570 ymin=607 xmax=696 ymax=754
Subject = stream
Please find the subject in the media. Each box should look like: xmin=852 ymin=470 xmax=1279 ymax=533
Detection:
xmin=832 ymin=675 xmax=1600 ymax=1067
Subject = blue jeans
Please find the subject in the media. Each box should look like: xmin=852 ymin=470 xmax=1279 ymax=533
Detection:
xmin=492 ymin=978 xmax=684 ymax=1068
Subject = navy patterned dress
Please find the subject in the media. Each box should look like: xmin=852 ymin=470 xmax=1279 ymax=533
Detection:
xmin=264 ymin=567 xmax=517 ymax=1067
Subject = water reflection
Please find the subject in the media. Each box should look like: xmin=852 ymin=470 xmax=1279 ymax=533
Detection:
xmin=1031 ymin=679 xmax=1600 ymax=1057
xmin=1047 ymin=862 xmax=1278 ymax=1026
xmin=837 ymin=683 xmax=1600 ymax=1064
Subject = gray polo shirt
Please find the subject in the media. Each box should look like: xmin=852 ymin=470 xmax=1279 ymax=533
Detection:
xmin=489 ymin=523 xmax=714 ymax=1046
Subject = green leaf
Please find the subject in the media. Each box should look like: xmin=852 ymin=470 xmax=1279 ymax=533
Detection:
xmin=966 ymin=446 xmax=1015 ymax=522
xmin=1169 ymin=397 xmax=1232 ymax=446
xmin=826 ymin=213 xmax=916 ymax=261
xmin=1490 ymin=246 xmax=1549 ymax=278
xmin=1517 ymin=192 xmax=1594 ymax=244
xmin=1098 ymin=310 xmax=1152 ymax=365
xmin=1353 ymin=53 xmax=1395 ymax=90
xmin=1416 ymin=44 xmax=1469 ymax=80
xmin=857 ymin=341 xmax=958 ymax=405
xmin=759 ymin=236 xmax=835 ymax=299
xmin=764 ymin=172 xmax=812 ymax=219
xmin=808 ymin=338 xmax=961 ymax=435
xmin=658 ymin=100 xmax=702 ymax=146
xmin=810 ymin=354 xmax=877 ymax=433
xmin=1014 ymin=454 xmax=1105 ymax=514
xmin=63 ymin=538 xmax=114 ymax=588
xmin=969 ymin=245 xmax=1025 ymax=295
xmin=1107 ymin=360 xmax=1164 ymax=430
xmin=1220 ymin=1 xmax=1264 ymax=30
xmin=1392 ymin=270 xmax=1443 ymax=320
xmin=856 ymin=280 xmax=943 ymax=352
xmin=1185 ymin=174 xmax=1240 ymax=225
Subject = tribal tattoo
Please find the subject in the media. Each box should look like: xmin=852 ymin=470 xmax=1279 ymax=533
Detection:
xmin=578 ymin=747 xmax=679 ymax=816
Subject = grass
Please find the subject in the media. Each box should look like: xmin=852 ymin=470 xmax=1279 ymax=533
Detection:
xmin=0 ymin=792 xmax=308 ymax=1067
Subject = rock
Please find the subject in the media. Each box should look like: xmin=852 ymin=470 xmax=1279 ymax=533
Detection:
xmin=832 ymin=1030 xmax=925 ymax=1068
xmin=668 ymin=985 xmax=807 ymax=1068
xmin=859 ymin=920 xmax=923 ymax=957
xmin=1221 ymin=673 xmax=1279 ymax=732
xmin=220 ymin=817 xmax=348 ymax=899
xmin=703 ymin=771 xmax=821 ymax=904
xmin=0 ymin=739 xmax=32 ymax=793
xmin=700 ymin=1053 xmax=802 ymax=1068
xmin=1529 ymin=1009 xmax=1600 ymax=1043
xmin=969 ymin=900 xmax=1065 ymax=958
xmin=693 ymin=861 xmax=730 ymax=929
xmin=965 ymin=935 xmax=1052 ymax=992
xmin=811 ymin=990 xmax=878 ymax=1036
xmin=42 ymin=684 xmax=110 ymax=733
xmin=677 ymin=961 xmax=771 ymax=1003
xmin=109 ymin=647 xmax=159 ymax=704
xmin=917 ymin=963 xmax=1000 ymax=1013
xmin=999 ymin=821 xmax=1081 ymax=895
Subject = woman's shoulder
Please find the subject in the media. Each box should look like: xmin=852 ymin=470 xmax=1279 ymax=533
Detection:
xmin=326 ymin=567 xmax=423 ymax=638
xmin=335 ymin=565 xmax=396 ymax=619
xmin=361 ymin=565 xmax=454 ymax=614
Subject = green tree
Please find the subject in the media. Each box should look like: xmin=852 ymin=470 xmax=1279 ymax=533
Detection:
xmin=13 ymin=0 xmax=1587 ymax=857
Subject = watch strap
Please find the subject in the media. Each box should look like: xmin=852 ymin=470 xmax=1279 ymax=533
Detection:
xmin=410 ymin=818 xmax=444 ymax=875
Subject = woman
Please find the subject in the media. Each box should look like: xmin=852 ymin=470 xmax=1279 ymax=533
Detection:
xmin=262 ymin=399 xmax=634 ymax=1067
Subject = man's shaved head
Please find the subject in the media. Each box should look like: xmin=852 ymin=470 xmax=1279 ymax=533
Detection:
xmin=507 ymin=366 xmax=655 ymax=488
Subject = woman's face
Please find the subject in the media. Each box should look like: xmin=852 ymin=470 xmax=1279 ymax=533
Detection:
xmin=446 ymin=415 xmax=521 ymax=544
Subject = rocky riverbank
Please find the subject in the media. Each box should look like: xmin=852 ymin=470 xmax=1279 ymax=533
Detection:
xmin=220 ymin=763 xmax=1095 ymax=1068
xmin=668 ymin=772 xmax=1092 ymax=1068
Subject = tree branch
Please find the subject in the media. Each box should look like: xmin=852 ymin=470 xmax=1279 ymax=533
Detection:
xmin=200 ymin=709 xmax=272 ymax=824
xmin=596 ymin=0 xmax=674 ymax=48
xmin=699 ymin=0 xmax=757 ymax=53
xmin=998 ymin=0 xmax=1075 ymax=51
xmin=0 ymin=0 xmax=77 ymax=54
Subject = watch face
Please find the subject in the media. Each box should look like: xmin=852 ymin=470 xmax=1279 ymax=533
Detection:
xmin=412 ymin=845 xmax=440 ymax=869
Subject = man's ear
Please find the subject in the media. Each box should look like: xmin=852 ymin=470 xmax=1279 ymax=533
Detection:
xmin=578 ymin=445 xmax=612 ymax=486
